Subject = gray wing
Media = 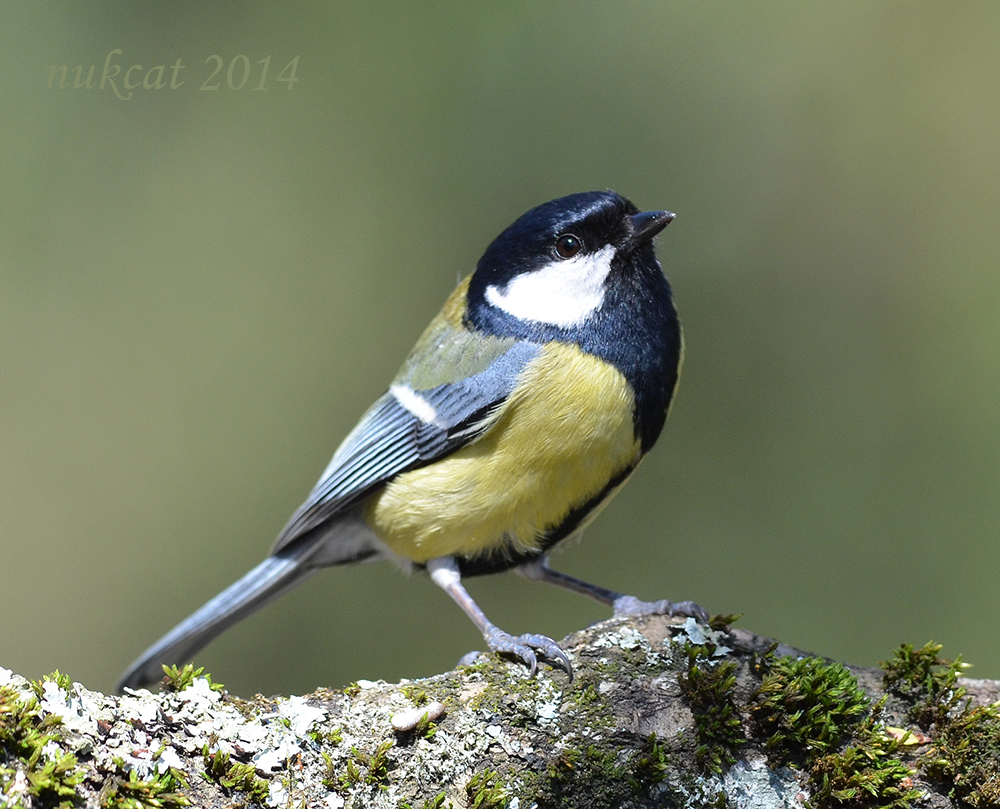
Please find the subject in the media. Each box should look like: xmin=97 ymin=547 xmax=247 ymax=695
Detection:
xmin=271 ymin=340 xmax=540 ymax=553
xmin=117 ymin=328 xmax=540 ymax=690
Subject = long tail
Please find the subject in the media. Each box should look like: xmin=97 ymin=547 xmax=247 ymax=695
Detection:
xmin=117 ymin=553 xmax=317 ymax=692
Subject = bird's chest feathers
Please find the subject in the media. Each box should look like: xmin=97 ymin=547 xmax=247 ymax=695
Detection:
xmin=366 ymin=342 xmax=641 ymax=562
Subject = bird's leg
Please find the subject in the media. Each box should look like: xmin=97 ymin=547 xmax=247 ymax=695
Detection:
xmin=518 ymin=556 xmax=709 ymax=623
xmin=427 ymin=557 xmax=572 ymax=679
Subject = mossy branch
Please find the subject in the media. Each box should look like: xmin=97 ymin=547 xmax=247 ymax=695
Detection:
xmin=3 ymin=616 xmax=1000 ymax=808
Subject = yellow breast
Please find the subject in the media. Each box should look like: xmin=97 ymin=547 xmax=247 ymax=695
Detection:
xmin=364 ymin=342 xmax=642 ymax=564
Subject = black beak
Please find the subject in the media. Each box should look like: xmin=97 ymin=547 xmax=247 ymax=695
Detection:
xmin=627 ymin=210 xmax=675 ymax=249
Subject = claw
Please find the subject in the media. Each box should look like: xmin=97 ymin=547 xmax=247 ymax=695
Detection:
xmin=484 ymin=627 xmax=573 ymax=680
xmin=522 ymin=633 xmax=573 ymax=678
xmin=427 ymin=557 xmax=574 ymax=680
xmin=613 ymin=595 xmax=710 ymax=624
xmin=522 ymin=648 xmax=539 ymax=677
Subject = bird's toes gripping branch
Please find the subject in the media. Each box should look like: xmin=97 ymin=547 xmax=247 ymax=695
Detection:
xmin=612 ymin=595 xmax=710 ymax=624
xmin=483 ymin=627 xmax=574 ymax=681
xmin=428 ymin=556 xmax=575 ymax=680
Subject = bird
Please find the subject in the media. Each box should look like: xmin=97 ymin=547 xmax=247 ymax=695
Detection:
xmin=118 ymin=190 xmax=707 ymax=692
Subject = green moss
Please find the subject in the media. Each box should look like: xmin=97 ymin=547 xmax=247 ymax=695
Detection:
xmin=394 ymin=682 xmax=445 ymax=740
xmin=807 ymin=713 xmax=920 ymax=809
xmin=160 ymin=664 xmax=224 ymax=694
xmin=751 ymin=655 xmax=868 ymax=765
xmin=400 ymin=793 xmax=451 ymax=809
xmin=542 ymin=744 xmax=618 ymax=797
xmin=399 ymin=685 xmax=429 ymax=706
xmin=338 ymin=740 xmax=394 ymax=790
xmin=575 ymin=683 xmax=600 ymax=707
xmin=881 ymin=642 xmax=968 ymax=728
xmin=201 ymin=745 xmax=269 ymax=803
xmin=30 ymin=670 xmax=74 ymax=698
xmin=751 ymin=652 xmax=918 ymax=809
xmin=0 ymin=682 xmax=86 ymax=807
xmin=466 ymin=769 xmax=509 ymax=809
xmin=361 ymin=740 xmax=394 ymax=786
xmin=1 ymin=683 xmax=61 ymax=760
xmin=880 ymin=641 xmax=1000 ymax=806
xmin=100 ymin=759 xmax=190 ymax=809
xmin=319 ymin=750 xmax=342 ymax=790
xmin=543 ymin=745 xmax=582 ymax=783
xmin=341 ymin=755 xmax=362 ymax=787
xmin=23 ymin=754 xmax=86 ymax=807
xmin=308 ymin=726 xmax=343 ymax=746
xmin=559 ymin=677 xmax=614 ymax=738
xmin=4 ymin=676 xmax=193 ymax=809
xmin=628 ymin=733 xmax=670 ymax=791
xmin=678 ymin=642 xmax=744 ymax=773
xmin=527 ymin=734 xmax=674 ymax=807
xmin=320 ymin=751 xmax=338 ymax=790
xmin=411 ymin=712 xmax=438 ymax=741
xmin=923 ymin=700 xmax=1000 ymax=807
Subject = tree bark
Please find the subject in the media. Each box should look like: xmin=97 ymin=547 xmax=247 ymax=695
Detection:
xmin=2 ymin=614 xmax=998 ymax=808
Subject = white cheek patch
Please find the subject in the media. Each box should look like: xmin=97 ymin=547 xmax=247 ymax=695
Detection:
xmin=485 ymin=245 xmax=614 ymax=328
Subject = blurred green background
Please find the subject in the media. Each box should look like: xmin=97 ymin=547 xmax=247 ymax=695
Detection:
xmin=2 ymin=2 xmax=999 ymax=697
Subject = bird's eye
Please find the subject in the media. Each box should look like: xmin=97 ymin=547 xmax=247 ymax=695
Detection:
xmin=555 ymin=234 xmax=583 ymax=259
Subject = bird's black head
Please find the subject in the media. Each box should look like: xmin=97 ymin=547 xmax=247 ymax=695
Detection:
xmin=466 ymin=190 xmax=681 ymax=452
xmin=468 ymin=191 xmax=674 ymax=329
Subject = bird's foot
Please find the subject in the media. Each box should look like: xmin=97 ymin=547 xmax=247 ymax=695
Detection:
xmin=612 ymin=595 xmax=709 ymax=624
xmin=483 ymin=627 xmax=573 ymax=680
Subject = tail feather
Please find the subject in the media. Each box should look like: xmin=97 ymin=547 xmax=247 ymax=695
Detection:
xmin=117 ymin=554 xmax=316 ymax=692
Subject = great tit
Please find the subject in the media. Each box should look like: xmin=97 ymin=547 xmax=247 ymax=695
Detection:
xmin=118 ymin=190 xmax=706 ymax=691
